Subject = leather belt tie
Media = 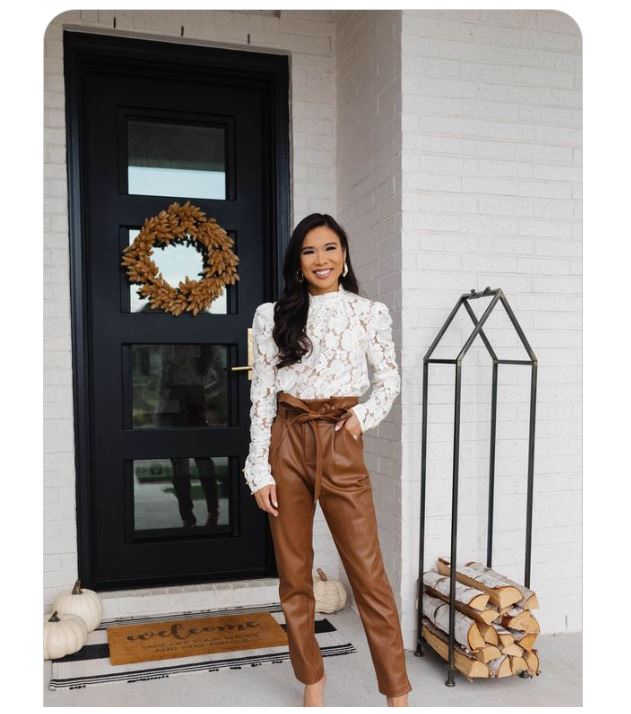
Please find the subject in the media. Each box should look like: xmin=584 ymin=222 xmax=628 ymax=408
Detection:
xmin=270 ymin=391 xmax=355 ymax=503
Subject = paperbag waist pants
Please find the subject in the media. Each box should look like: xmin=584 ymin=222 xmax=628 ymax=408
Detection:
xmin=266 ymin=390 xmax=412 ymax=697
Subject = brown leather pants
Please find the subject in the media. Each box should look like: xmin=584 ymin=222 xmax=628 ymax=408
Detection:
xmin=267 ymin=391 xmax=412 ymax=697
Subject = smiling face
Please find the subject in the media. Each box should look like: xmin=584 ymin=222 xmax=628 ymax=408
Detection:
xmin=299 ymin=226 xmax=347 ymax=295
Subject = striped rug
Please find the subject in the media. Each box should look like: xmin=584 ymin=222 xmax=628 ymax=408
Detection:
xmin=48 ymin=603 xmax=356 ymax=690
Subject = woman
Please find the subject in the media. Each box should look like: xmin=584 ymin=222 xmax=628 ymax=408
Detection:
xmin=243 ymin=213 xmax=412 ymax=707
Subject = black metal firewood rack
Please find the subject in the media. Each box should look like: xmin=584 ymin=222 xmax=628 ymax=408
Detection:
xmin=414 ymin=287 xmax=538 ymax=686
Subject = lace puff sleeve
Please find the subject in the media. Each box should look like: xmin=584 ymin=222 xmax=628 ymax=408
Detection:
xmin=351 ymin=301 xmax=401 ymax=433
xmin=242 ymin=302 xmax=279 ymax=495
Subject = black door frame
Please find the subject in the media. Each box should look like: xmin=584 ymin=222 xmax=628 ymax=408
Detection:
xmin=63 ymin=29 xmax=290 ymax=589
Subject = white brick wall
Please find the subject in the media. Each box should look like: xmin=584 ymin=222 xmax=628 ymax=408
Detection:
xmin=399 ymin=9 xmax=582 ymax=642
xmin=43 ymin=9 xmax=340 ymax=611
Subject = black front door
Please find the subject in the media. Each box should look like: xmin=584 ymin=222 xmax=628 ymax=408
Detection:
xmin=63 ymin=31 xmax=289 ymax=590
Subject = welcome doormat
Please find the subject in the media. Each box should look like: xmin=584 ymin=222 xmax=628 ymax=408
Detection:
xmin=107 ymin=611 xmax=289 ymax=665
xmin=48 ymin=604 xmax=357 ymax=690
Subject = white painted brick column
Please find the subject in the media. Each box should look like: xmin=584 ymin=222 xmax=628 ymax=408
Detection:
xmin=334 ymin=10 xmax=405 ymax=615
xmin=400 ymin=10 xmax=582 ymax=646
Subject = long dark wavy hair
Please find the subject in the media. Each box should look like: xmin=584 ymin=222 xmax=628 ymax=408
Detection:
xmin=273 ymin=213 xmax=360 ymax=369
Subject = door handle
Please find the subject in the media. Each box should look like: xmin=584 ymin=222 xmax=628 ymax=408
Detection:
xmin=230 ymin=327 xmax=254 ymax=381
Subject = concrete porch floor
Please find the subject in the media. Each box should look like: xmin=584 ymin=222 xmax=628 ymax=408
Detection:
xmin=44 ymin=606 xmax=582 ymax=707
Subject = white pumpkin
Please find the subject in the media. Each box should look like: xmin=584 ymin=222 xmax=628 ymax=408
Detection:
xmin=313 ymin=567 xmax=347 ymax=613
xmin=52 ymin=579 xmax=103 ymax=632
xmin=44 ymin=610 xmax=88 ymax=660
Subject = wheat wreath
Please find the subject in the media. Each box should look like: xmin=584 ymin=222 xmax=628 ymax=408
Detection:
xmin=121 ymin=200 xmax=239 ymax=316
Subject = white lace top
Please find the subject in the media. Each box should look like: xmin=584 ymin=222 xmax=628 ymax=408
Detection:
xmin=242 ymin=283 xmax=401 ymax=494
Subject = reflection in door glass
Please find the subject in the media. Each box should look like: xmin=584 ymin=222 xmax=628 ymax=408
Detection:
xmin=127 ymin=119 xmax=226 ymax=199
xmin=133 ymin=456 xmax=230 ymax=531
xmin=128 ymin=229 xmax=227 ymax=313
xmin=131 ymin=344 xmax=228 ymax=429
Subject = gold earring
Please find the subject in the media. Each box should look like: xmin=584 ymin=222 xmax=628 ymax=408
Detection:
xmin=296 ymin=269 xmax=304 ymax=283
xmin=342 ymin=261 xmax=348 ymax=277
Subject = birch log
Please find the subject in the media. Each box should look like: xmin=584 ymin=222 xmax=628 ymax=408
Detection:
xmin=494 ymin=623 xmax=516 ymax=647
xmin=493 ymin=622 xmax=524 ymax=656
xmin=473 ymin=644 xmax=503 ymax=664
xmin=437 ymin=557 xmax=522 ymax=608
xmin=477 ymin=622 xmax=500 ymax=645
xmin=525 ymin=648 xmax=541 ymax=674
xmin=495 ymin=605 xmax=540 ymax=634
xmin=424 ymin=585 xmax=499 ymax=626
xmin=487 ymin=654 xmax=513 ymax=678
xmin=423 ymin=570 xmax=490 ymax=609
xmin=506 ymin=626 xmax=538 ymax=651
xmin=421 ymin=617 xmax=489 ymax=679
xmin=509 ymin=655 xmax=529 ymax=675
xmin=462 ymin=561 xmax=540 ymax=610
xmin=423 ymin=592 xmax=485 ymax=650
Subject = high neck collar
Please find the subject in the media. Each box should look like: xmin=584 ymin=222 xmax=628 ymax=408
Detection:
xmin=308 ymin=282 xmax=346 ymax=304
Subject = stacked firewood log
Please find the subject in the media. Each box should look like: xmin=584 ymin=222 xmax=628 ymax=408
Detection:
xmin=420 ymin=556 xmax=542 ymax=680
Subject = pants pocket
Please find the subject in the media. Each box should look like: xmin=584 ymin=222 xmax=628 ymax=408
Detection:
xmin=342 ymin=424 xmax=363 ymax=449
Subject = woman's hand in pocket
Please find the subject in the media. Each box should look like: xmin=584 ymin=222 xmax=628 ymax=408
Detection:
xmin=334 ymin=410 xmax=362 ymax=439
